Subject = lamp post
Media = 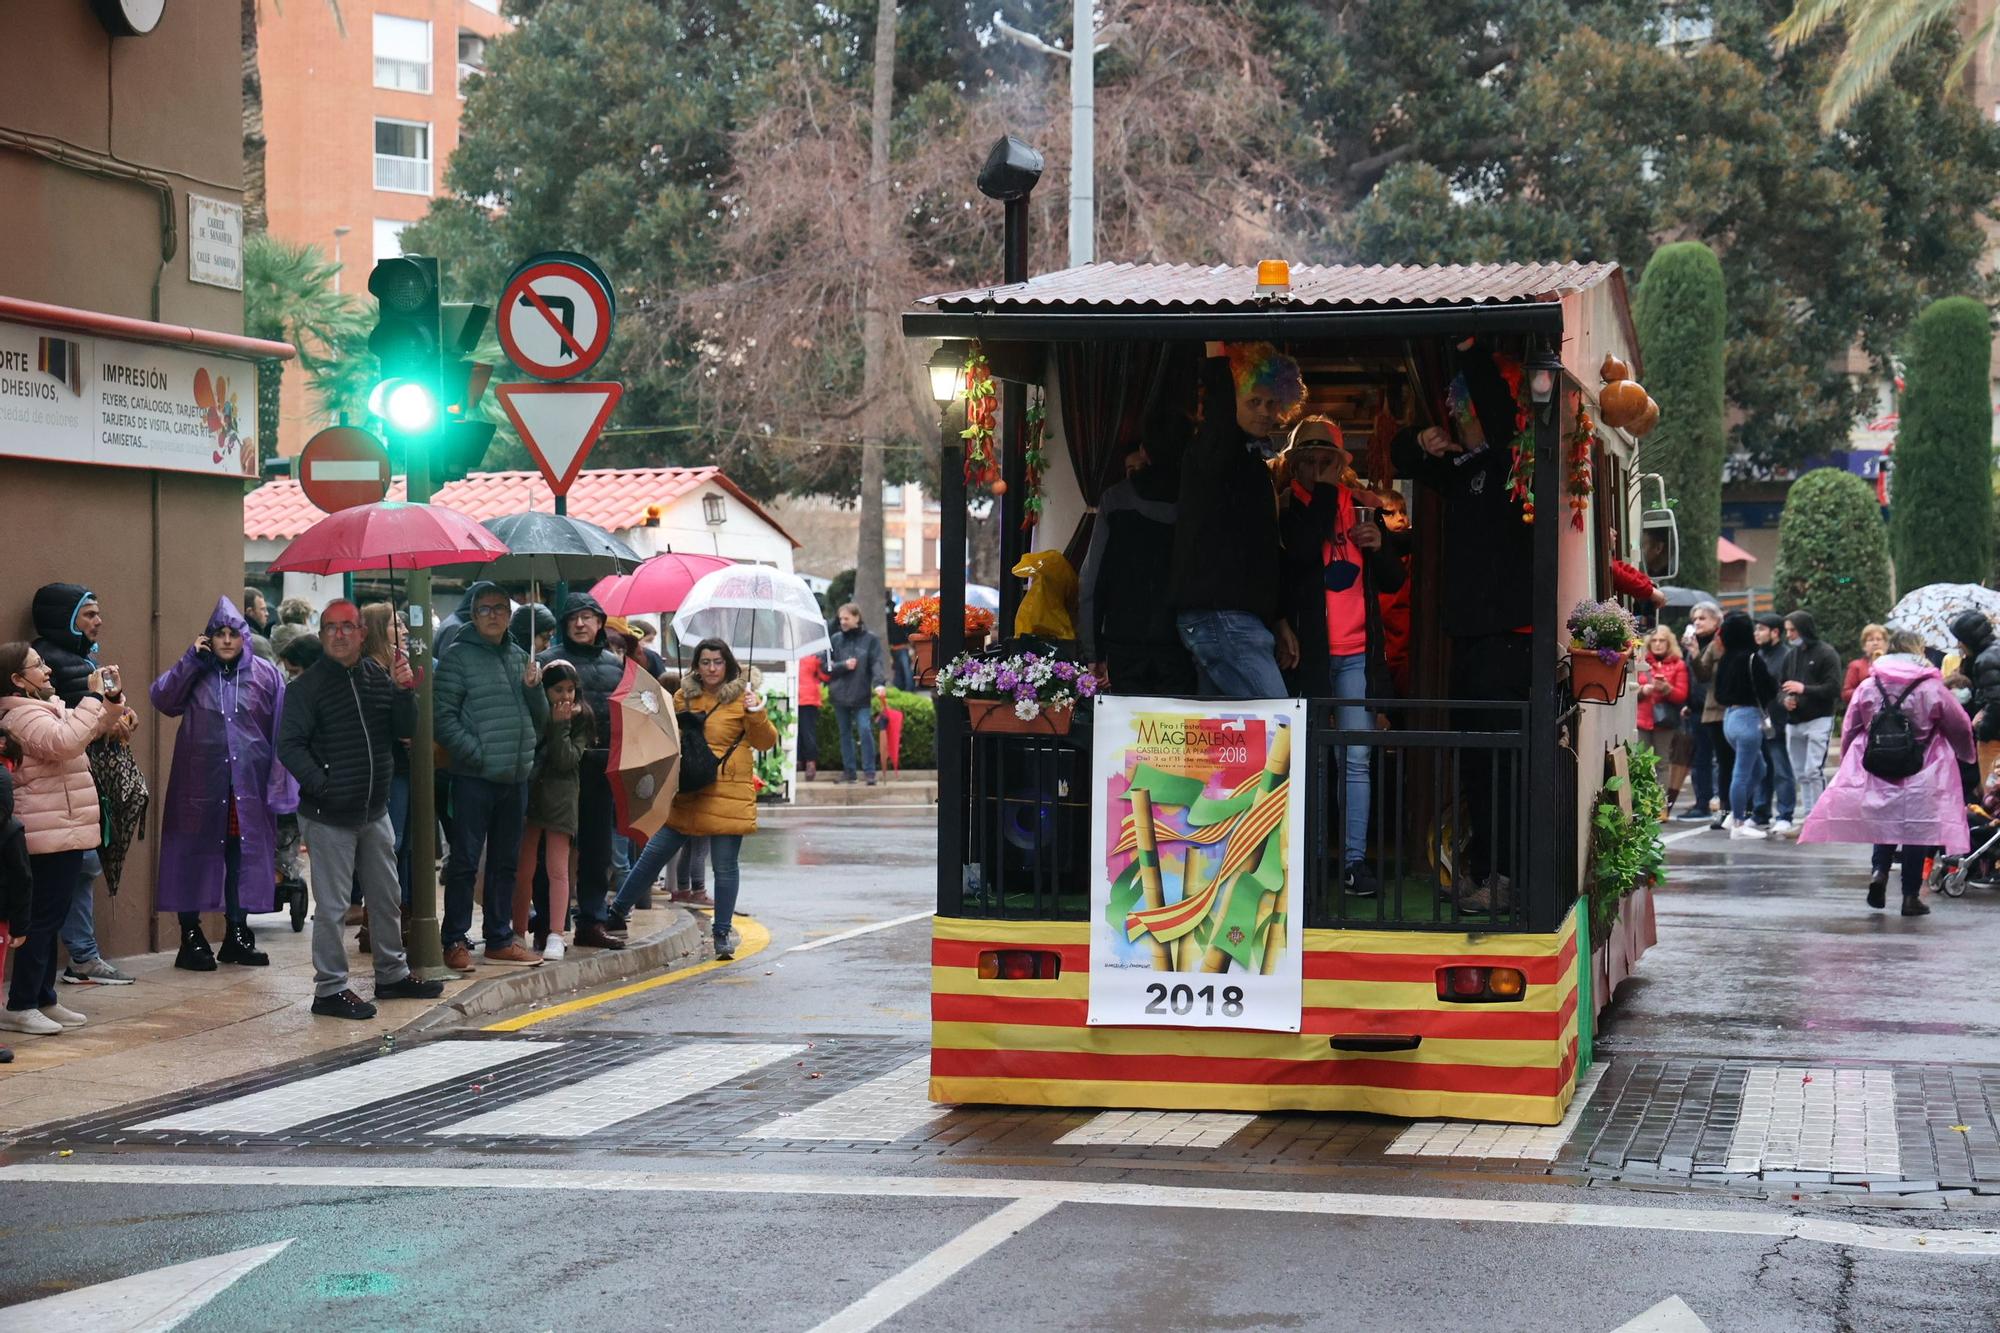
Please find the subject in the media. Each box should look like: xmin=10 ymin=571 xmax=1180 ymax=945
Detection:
xmin=976 ymin=136 xmax=1043 ymax=632
xmin=930 ymin=340 xmax=969 ymax=916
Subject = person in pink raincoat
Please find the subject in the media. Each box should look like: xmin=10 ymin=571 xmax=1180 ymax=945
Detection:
xmin=1799 ymin=630 xmax=1974 ymax=917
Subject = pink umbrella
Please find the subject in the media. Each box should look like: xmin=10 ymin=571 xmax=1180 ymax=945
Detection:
xmin=269 ymin=500 xmax=510 ymax=575
xmin=590 ymin=572 xmax=634 ymax=612
xmin=593 ymin=552 xmax=732 ymax=615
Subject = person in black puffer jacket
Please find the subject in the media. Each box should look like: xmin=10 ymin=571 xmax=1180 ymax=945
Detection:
xmin=1780 ymin=609 xmax=1843 ymax=817
xmin=535 ymin=593 xmax=629 ymax=949
xmin=275 ymin=599 xmax=437 ymax=1021
xmin=1714 ymin=610 xmax=1776 ymax=837
xmin=1950 ymin=609 xmax=2000 ymax=780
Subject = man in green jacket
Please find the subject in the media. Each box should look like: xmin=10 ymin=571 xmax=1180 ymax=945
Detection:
xmin=434 ymin=582 xmax=547 ymax=969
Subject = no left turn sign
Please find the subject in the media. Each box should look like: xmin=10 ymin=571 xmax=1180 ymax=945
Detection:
xmin=497 ymin=252 xmax=615 ymax=381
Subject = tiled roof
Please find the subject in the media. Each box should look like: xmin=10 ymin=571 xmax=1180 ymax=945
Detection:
xmin=244 ymin=467 xmax=798 ymax=547
xmin=915 ymin=261 xmax=1621 ymax=312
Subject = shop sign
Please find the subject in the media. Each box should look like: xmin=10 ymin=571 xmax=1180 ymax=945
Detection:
xmin=188 ymin=194 xmax=244 ymax=291
xmin=1088 ymin=696 xmax=1306 ymax=1032
xmin=0 ymin=318 xmax=259 ymax=478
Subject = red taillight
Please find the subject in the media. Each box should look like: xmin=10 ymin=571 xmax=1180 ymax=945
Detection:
xmin=977 ymin=949 xmax=1061 ymax=980
xmin=1444 ymin=966 xmax=1488 ymax=997
xmin=1436 ymin=965 xmax=1526 ymax=1003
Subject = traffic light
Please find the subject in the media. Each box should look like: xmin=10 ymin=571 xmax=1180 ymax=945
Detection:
xmin=366 ymin=255 xmax=441 ymax=439
xmin=432 ymin=301 xmax=495 ymax=484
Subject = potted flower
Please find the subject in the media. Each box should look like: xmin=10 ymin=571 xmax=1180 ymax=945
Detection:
xmin=935 ymin=643 xmax=1100 ymax=735
xmin=1566 ymin=597 xmax=1639 ymax=703
xmin=898 ymin=596 xmax=999 ymax=686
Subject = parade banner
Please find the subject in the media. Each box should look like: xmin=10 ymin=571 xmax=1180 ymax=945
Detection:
xmin=1088 ymin=696 xmax=1307 ymax=1032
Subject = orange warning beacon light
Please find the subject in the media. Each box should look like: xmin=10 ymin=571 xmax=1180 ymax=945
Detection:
xmin=1256 ymin=260 xmax=1292 ymax=297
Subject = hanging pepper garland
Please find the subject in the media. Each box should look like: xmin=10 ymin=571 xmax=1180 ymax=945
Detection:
xmin=1494 ymin=355 xmax=1537 ymax=525
xmin=1566 ymin=405 xmax=1595 ymax=531
xmin=961 ymin=345 xmax=1000 ymax=489
xmin=1020 ymin=391 xmax=1047 ymax=530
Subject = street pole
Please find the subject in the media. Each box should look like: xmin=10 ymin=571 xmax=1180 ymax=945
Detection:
xmin=936 ymin=394 xmax=967 ymax=916
xmin=1071 ymin=0 xmax=1093 ymax=266
xmin=998 ymin=193 xmax=1030 ymax=632
xmin=401 ymin=428 xmax=448 ymax=979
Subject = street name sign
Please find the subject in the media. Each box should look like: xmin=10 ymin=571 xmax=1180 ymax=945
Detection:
xmin=494 ymin=382 xmax=623 ymax=496
xmin=496 ymin=252 xmax=615 ymax=382
xmin=298 ymin=425 xmax=391 ymax=513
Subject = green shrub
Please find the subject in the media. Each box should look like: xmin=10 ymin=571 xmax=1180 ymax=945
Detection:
xmin=1635 ymin=242 xmax=1727 ymax=594
xmin=1891 ymin=296 xmax=1994 ymax=589
xmin=1771 ymin=468 xmax=1893 ymax=659
xmin=1588 ymin=745 xmax=1667 ymax=949
xmin=816 ymin=687 xmax=936 ymax=769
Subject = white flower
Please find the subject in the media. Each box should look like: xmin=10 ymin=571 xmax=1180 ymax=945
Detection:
xmin=1014 ymin=698 xmax=1042 ymax=721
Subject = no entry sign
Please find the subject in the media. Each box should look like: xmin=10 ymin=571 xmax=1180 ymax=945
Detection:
xmin=497 ymin=252 xmax=615 ymax=382
xmin=298 ymin=425 xmax=391 ymax=513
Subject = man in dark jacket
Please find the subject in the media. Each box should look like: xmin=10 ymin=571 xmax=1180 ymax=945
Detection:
xmin=1752 ymin=613 xmax=1797 ymax=834
xmin=536 ymin=593 xmax=628 ymax=948
xmin=1951 ymin=609 xmax=2000 ymax=781
xmin=277 ymin=598 xmax=442 ymax=1019
xmin=824 ymin=603 xmax=888 ymax=784
xmin=434 ymin=582 xmax=547 ymax=969
xmin=29 ymin=582 xmax=137 ymax=987
xmin=1079 ymin=444 xmax=1197 ymax=696
xmin=1779 ymin=609 xmax=1842 ymax=817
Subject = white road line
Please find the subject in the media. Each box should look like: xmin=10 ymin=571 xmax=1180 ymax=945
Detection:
xmin=129 ymin=1042 xmax=563 ymax=1134
xmin=1610 ymin=1295 xmax=1713 ymax=1333
xmin=1055 ymin=1109 xmax=1256 ymax=1149
xmin=8 ymin=1165 xmax=1997 ymax=1257
xmin=787 ymin=910 xmax=935 ymax=953
xmin=0 ymin=1237 xmax=293 ymax=1332
xmin=805 ymin=1198 xmax=1057 ymax=1333
xmin=1662 ymin=826 xmax=1718 ymax=845
xmin=742 ymin=1056 xmax=942 ymax=1141
xmin=1387 ymin=1063 xmax=1606 ymax=1162
xmin=1725 ymin=1068 xmax=1899 ymax=1176
xmin=428 ymin=1042 xmax=802 ymax=1138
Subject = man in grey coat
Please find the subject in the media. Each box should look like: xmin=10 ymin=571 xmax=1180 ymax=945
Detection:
xmin=824 ymin=602 xmax=888 ymax=785
xmin=434 ymin=582 xmax=547 ymax=969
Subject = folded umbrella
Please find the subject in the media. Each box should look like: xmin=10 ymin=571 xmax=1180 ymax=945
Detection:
xmin=477 ymin=511 xmax=643 ymax=584
xmin=268 ymin=500 xmax=510 ymax=575
xmin=607 ymin=658 xmax=681 ymax=841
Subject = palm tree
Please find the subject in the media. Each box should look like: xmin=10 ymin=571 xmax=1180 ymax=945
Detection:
xmin=243 ymin=233 xmax=372 ymax=452
xmin=1773 ymin=0 xmax=1996 ymax=130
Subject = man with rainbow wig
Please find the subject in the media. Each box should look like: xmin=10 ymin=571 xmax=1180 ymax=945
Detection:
xmin=1167 ymin=340 xmax=1307 ymax=699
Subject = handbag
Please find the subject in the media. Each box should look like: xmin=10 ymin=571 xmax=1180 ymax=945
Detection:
xmin=87 ymin=736 xmax=150 ymax=897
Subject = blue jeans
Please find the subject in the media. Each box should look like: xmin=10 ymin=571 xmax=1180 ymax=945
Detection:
xmin=1175 ymin=610 xmax=1288 ymax=700
xmin=613 ymin=829 xmax=743 ymax=943
xmin=1723 ymin=706 xmax=1766 ymax=823
xmin=60 ymin=849 xmax=102 ymax=964
xmin=836 ymin=703 xmax=877 ymax=777
xmin=1329 ymin=652 xmax=1370 ymax=867
xmin=891 ymin=646 xmax=914 ymax=692
xmin=1756 ymin=731 xmax=1795 ymax=824
xmin=442 ymin=775 xmax=529 ymax=948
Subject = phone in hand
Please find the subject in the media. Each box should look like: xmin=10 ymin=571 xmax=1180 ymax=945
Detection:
xmin=99 ymin=665 xmax=121 ymax=697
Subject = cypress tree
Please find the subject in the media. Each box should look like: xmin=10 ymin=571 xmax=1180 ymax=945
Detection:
xmin=1890 ymin=297 xmax=1993 ymax=589
xmin=1634 ymin=242 xmax=1727 ymax=594
xmin=1772 ymin=468 xmax=1893 ymax=658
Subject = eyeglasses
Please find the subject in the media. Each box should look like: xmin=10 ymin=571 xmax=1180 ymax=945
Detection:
xmin=322 ymin=622 xmax=361 ymax=635
xmin=475 ymin=604 xmax=510 ymax=619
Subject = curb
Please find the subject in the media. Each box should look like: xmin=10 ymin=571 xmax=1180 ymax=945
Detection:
xmin=401 ymin=907 xmax=708 ymax=1034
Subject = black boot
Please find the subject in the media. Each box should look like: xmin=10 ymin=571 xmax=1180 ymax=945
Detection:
xmin=1867 ymin=873 xmax=1888 ymax=911
xmin=218 ymin=922 xmax=269 ymax=966
xmin=175 ymin=924 xmax=217 ymax=971
xmin=1901 ymin=895 xmax=1931 ymax=917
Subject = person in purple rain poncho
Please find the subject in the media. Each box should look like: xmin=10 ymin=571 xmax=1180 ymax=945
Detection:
xmin=149 ymin=595 xmax=298 ymax=970
xmin=1799 ymin=629 xmax=1974 ymax=918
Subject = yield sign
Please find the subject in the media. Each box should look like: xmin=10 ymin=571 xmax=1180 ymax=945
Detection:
xmin=494 ymin=381 xmax=622 ymax=496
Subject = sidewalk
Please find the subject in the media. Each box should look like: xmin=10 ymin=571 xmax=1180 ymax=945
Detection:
xmin=0 ymin=903 xmax=703 ymax=1133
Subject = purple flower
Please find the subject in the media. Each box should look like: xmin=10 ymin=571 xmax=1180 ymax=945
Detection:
xmin=1079 ymin=674 xmax=1099 ymax=697
xmin=995 ymin=668 xmax=1018 ymax=691
xmin=1054 ymin=662 xmax=1076 ymax=680
xmin=1015 ymin=683 xmax=1035 ymax=701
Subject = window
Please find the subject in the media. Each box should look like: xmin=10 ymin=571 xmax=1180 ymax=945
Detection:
xmin=883 ymin=484 xmax=905 ymax=507
xmin=458 ymin=31 xmax=488 ymax=94
xmin=374 ymin=15 xmax=431 ymax=93
xmin=468 ymin=0 xmax=500 ymax=10
xmin=702 ymin=494 xmax=726 ymax=525
xmin=373 ymin=219 xmax=408 ymax=263
xmin=374 ymin=119 xmax=432 ymax=194
xmin=884 ymin=537 xmax=905 ymax=571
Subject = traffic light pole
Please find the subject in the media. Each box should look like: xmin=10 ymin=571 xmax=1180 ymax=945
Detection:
xmin=403 ymin=432 xmax=449 ymax=980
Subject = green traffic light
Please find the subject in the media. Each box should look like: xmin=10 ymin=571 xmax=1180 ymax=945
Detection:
xmin=385 ymin=381 xmax=438 ymax=432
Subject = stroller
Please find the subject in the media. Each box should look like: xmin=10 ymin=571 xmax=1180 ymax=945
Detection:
xmin=1927 ymin=759 xmax=2000 ymax=899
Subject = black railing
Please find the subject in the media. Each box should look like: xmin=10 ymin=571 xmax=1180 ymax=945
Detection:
xmin=952 ymin=715 xmax=1095 ymax=920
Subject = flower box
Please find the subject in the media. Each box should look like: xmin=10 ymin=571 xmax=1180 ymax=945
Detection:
xmin=964 ymin=698 xmax=1074 ymax=735
xmin=1569 ymin=647 xmax=1630 ymax=704
xmin=911 ymin=633 xmax=937 ymax=687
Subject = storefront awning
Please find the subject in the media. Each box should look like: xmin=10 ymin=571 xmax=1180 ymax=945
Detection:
xmin=0 ymin=295 xmax=294 ymax=361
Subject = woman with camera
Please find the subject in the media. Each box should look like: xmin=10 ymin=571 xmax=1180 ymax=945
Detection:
xmin=149 ymin=596 xmax=298 ymax=970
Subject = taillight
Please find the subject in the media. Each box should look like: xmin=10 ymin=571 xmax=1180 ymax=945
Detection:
xmin=977 ymin=949 xmax=1061 ymax=980
xmin=1436 ymin=966 xmax=1526 ymax=1003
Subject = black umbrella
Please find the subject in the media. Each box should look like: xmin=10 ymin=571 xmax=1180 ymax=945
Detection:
xmin=475 ymin=511 xmax=644 ymax=584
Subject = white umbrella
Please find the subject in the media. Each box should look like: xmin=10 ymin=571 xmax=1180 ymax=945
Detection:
xmin=1886 ymin=583 xmax=2000 ymax=653
xmin=965 ymin=583 xmax=1000 ymax=611
xmin=671 ymin=565 xmax=832 ymax=663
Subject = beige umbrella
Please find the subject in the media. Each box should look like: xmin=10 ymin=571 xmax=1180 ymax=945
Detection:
xmin=607 ymin=658 xmax=681 ymax=840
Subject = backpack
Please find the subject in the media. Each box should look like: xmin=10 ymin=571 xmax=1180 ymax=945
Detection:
xmin=1862 ymin=678 xmax=1926 ymax=781
xmin=676 ymin=708 xmax=741 ymax=793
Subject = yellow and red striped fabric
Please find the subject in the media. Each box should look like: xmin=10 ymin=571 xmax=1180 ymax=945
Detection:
xmin=931 ymin=909 xmax=1583 ymax=1125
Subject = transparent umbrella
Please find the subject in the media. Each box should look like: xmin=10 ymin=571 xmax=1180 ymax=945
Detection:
xmin=670 ymin=565 xmax=832 ymax=664
xmin=1887 ymin=583 xmax=2000 ymax=653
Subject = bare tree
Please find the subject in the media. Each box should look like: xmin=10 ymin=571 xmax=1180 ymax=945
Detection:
xmin=856 ymin=0 xmax=898 ymax=642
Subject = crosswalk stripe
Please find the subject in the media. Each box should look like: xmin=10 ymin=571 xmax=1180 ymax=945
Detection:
xmin=742 ymin=1056 xmax=941 ymax=1141
xmin=130 ymin=1042 xmax=565 ymax=1134
xmin=1054 ymin=1109 xmax=1256 ymax=1148
xmin=428 ymin=1041 xmax=804 ymax=1138
xmin=1385 ymin=1063 xmax=1605 ymax=1160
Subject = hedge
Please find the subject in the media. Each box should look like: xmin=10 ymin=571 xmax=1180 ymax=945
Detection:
xmin=1891 ymin=296 xmax=1993 ymax=589
xmin=1634 ymin=242 xmax=1727 ymax=595
xmin=1771 ymin=467 xmax=1893 ymax=659
xmin=816 ymin=687 xmax=936 ymax=770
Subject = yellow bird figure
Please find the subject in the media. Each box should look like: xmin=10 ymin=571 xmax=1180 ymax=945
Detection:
xmin=1011 ymin=549 xmax=1078 ymax=640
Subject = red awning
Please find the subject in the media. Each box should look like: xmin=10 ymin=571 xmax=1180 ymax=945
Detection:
xmin=0 ymin=295 xmax=295 ymax=361
xmin=1717 ymin=536 xmax=1757 ymax=564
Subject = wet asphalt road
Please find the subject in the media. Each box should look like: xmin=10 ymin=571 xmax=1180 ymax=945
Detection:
xmin=3 ymin=808 xmax=1999 ymax=1332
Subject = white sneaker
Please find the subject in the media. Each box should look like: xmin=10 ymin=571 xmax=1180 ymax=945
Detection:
xmin=0 ymin=1008 xmax=63 ymax=1036
xmin=1771 ymin=818 xmax=1795 ymax=837
xmin=1730 ymin=820 xmax=1768 ymax=840
xmin=38 ymin=1003 xmax=86 ymax=1028
xmin=542 ymin=933 xmax=566 ymax=962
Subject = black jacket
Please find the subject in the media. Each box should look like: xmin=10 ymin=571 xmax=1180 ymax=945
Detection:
xmin=31 ymin=582 xmax=98 ymax=706
xmin=1169 ymin=354 xmax=1283 ymax=624
xmin=1951 ymin=609 xmax=2000 ymax=741
xmin=1754 ymin=636 xmax=1791 ymax=731
xmin=1390 ymin=341 xmax=1535 ymax=637
xmin=0 ymin=762 xmax=31 ymax=931
xmin=277 ymin=655 xmax=416 ymax=827
xmin=537 ymin=593 xmax=625 ymax=758
xmin=1278 ymin=480 xmax=1407 ymax=697
xmin=824 ymin=625 xmax=887 ymax=709
xmin=1081 ymin=464 xmax=1181 ymax=659
xmin=1778 ymin=611 xmax=1842 ymax=724
xmin=1712 ymin=613 xmax=1775 ymax=710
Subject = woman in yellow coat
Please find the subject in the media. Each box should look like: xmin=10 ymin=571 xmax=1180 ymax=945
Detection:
xmin=608 ymin=638 xmax=777 ymax=958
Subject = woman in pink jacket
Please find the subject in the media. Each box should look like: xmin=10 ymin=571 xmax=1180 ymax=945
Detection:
xmin=1799 ymin=630 xmax=1974 ymax=917
xmin=0 ymin=641 xmax=114 ymax=1036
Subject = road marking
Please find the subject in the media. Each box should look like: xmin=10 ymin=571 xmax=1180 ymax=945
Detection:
xmin=787 ymin=910 xmax=934 ymax=953
xmin=1662 ymin=826 xmax=1718 ymax=845
xmin=9 ymin=1165 xmax=1997 ymax=1257
xmin=1056 ymin=1109 xmax=1256 ymax=1148
xmin=1725 ymin=1067 xmax=1899 ymax=1176
xmin=742 ymin=1056 xmax=942 ymax=1141
xmin=806 ymin=1198 xmax=1056 ymax=1333
xmin=430 ymin=1042 xmax=804 ymax=1138
xmin=1387 ymin=1063 xmax=1606 ymax=1161
xmin=482 ymin=917 xmax=773 ymax=1032
xmin=0 ymin=1237 xmax=293 ymax=1332
xmin=1610 ymin=1295 xmax=1712 ymax=1332
xmin=129 ymin=1042 xmax=562 ymax=1133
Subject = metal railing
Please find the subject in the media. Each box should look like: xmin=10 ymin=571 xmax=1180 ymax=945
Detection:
xmin=953 ymin=716 xmax=1095 ymax=920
